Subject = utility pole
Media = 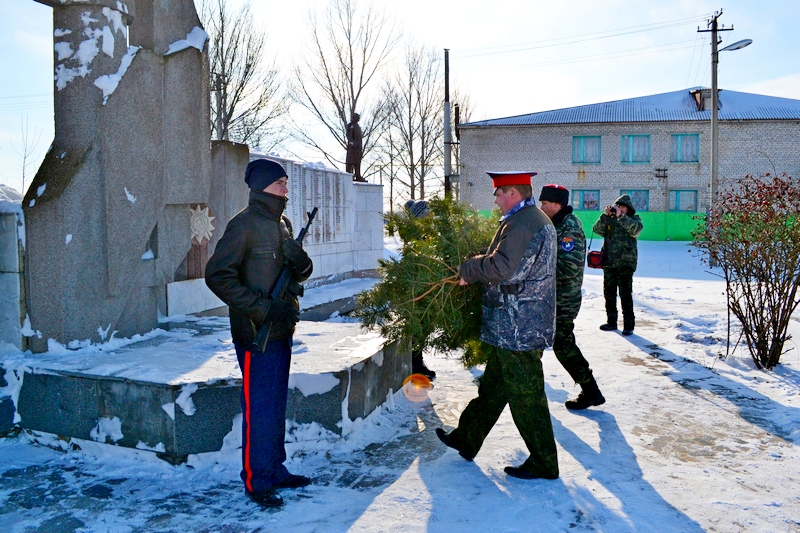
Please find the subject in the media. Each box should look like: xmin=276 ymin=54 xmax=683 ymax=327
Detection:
xmin=212 ymin=73 xmax=227 ymax=141
xmin=698 ymin=9 xmax=733 ymax=210
xmin=443 ymin=49 xmax=452 ymax=198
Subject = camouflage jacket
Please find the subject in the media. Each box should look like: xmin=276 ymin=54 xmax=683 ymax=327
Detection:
xmin=552 ymin=207 xmax=585 ymax=321
xmin=460 ymin=202 xmax=556 ymax=351
xmin=592 ymin=212 xmax=643 ymax=271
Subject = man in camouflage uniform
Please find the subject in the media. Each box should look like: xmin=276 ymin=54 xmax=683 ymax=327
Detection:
xmin=538 ymin=184 xmax=604 ymax=410
xmin=592 ymin=194 xmax=644 ymax=336
xmin=436 ymin=171 xmax=559 ymax=480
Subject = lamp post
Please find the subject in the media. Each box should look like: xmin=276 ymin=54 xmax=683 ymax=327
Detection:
xmin=700 ymin=10 xmax=752 ymax=208
xmin=711 ymin=38 xmax=752 ymax=202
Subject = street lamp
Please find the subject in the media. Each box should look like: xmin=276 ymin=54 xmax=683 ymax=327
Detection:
xmin=710 ymin=34 xmax=752 ymax=205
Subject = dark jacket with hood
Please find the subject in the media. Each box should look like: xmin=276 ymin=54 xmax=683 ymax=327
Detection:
xmin=592 ymin=194 xmax=643 ymax=271
xmin=205 ymin=190 xmax=312 ymax=344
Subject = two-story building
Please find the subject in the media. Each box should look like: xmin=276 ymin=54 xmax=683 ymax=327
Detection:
xmin=458 ymin=88 xmax=800 ymax=239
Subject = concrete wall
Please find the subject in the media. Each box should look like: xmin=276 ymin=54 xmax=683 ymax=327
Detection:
xmin=12 ymin=339 xmax=410 ymax=461
xmin=22 ymin=0 xmax=211 ymax=351
xmin=0 ymin=213 xmax=24 ymax=350
xmin=459 ymin=120 xmax=800 ymax=213
xmin=163 ymin=151 xmax=384 ymax=317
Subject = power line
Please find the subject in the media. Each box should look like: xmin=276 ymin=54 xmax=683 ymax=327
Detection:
xmin=453 ymin=13 xmax=714 ymax=59
xmin=0 ymin=93 xmax=51 ymax=99
xmin=0 ymin=93 xmax=52 ymax=112
xmin=457 ymin=39 xmax=703 ymax=73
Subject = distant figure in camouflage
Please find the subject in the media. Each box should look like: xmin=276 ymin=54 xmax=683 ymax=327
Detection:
xmin=538 ymin=184 xmax=605 ymax=410
xmin=436 ymin=171 xmax=559 ymax=480
xmin=592 ymin=194 xmax=643 ymax=336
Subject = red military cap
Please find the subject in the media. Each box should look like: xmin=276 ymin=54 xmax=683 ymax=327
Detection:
xmin=486 ymin=171 xmax=538 ymax=188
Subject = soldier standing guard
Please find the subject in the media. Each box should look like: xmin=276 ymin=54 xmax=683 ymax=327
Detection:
xmin=538 ymin=184 xmax=605 ymax=410
xmin=436 ymin=171 xmax=560 ymax=480
xmin=205 ymin=159 xmax=313 ymax=508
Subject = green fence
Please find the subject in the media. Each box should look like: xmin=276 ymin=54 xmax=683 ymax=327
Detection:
xmin=574 ymin=211 xmax=703 ymax=241
xmin=478 ymin=209 xmax=703 ymax=241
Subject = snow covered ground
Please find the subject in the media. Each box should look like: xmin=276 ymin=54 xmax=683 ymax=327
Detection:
xmin=1 ymin=240 xmax=799 ymax=532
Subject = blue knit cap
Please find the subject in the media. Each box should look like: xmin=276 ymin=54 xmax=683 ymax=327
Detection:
xmin=244 ymin=159 xmax=287 ymax=190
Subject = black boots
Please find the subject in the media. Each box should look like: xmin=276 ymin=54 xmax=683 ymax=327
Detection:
xmin=622 ymin=318 xmax=635 ymax=336
xmin=274 ymin=474 xmax=311 ymax=489
xmin=504 ymin=465 xmax=559 ymax=480
xmin=565 ymin=379 xmax=606 ymax=410
xmin=435 ymin=428 xmax=474 ymax=461
xmin=412 ymin=350 xmax=436 ymax=380
xmin=245 ymin=488 xmax=283 ymax=508
xmin=600 ymin=317 xmax=634 ymax=335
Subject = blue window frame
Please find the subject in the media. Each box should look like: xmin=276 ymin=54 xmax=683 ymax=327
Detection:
xmin=619 ymin=189 xmax=649 ymax=212
xmin=572 ymin=190 xmax=600 ymax=210
xmin=621 ymin=135 xmax=650 ymax=163
xmin=572 ymin=136 xmax=601 ymax=164
xmin=669 ymin=190 xmax=698 ymax=211
xmin=671 ymin=134 xmax=700 ymax=162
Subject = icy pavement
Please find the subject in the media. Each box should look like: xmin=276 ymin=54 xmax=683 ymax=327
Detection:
xmin=1 ymin=242 xmax=799 ymax=532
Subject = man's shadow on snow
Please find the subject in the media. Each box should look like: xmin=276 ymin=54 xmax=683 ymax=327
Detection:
xmin=545 ymin=392 xmax=706 ymax=532
xmin=620 ymin=333 xmax=800 ymax=442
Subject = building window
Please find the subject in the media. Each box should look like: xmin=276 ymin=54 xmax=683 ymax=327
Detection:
xmin=621 ymin=135 xmax=650 ymax=163
xmin=572 ymin=190 xmax=600 ymax=210
xmin=671 ymin=134 xmax=700 ymax=162
xmin=619 ymin=189 xmax=649 ymax=212
xmin=572 ymin=136 xmax=601 ymax=164
xmin=669 ymin=190 xmax=698 ymax=211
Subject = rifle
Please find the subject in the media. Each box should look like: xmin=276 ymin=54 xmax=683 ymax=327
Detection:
xmin=252 ymin=207 xmax=319 ymax=352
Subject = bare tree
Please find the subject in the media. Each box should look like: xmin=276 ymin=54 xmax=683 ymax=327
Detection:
xmin=373 ymin=120 xmax=402 ymax=213
xmin=290 ymin=0 xmax=399 ymax=177
xmin=693 ymin=173 xmax=800 ymax=370
xmin=382 ymin=43 xmax=444 ymax=201
xmin=12 ymin=115 xmax=42 ymax=194
xmin=199 ymin=0 xmax=288 ymax=149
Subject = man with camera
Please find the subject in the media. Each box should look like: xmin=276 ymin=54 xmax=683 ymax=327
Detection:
xmin=538 ymin=184 xmax=604 ymax=410
xmin=592 ymin=194 xmax=643 ymax=336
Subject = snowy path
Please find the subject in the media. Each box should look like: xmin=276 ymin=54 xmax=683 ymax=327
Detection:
xmin=1 ymin=243 xmax=799 ymax=532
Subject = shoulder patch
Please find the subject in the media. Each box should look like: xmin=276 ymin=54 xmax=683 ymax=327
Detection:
xmin=560 ymin=236 xmax=575 ymax=251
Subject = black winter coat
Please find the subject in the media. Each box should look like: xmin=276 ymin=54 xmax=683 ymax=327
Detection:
xmin=205 ymin=190 xmax=312 ymax=343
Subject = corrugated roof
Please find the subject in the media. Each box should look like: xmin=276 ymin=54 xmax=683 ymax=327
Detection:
xmin=461 ymin=89 xmax=800 ymax=127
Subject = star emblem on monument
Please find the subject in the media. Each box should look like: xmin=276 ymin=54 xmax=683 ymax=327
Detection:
xmin=189 ymin=204 xmax=215 ymax=244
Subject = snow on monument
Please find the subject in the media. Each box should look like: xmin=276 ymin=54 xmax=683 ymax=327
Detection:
xmin=24 ymin=0 xmax=212 ymax=352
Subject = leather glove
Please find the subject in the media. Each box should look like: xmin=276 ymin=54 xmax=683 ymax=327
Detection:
xmin=263 ymin=299 xmax=300 ymax=327
xmin=282 ymin=238 xmax=312 ymax=274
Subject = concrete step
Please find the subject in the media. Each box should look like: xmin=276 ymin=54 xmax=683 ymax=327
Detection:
xmin=4 ymin=318 xmax=409 ymax=463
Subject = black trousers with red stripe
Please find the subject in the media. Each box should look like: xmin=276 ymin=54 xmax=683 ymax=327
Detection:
xmin=234 ymin=338 xmax=292 ymax=492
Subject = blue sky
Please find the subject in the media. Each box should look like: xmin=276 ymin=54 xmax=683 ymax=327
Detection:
xmin=2 ymin=0 xmax=799 ymax=194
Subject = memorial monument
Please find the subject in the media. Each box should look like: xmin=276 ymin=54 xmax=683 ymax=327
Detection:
xmin=23 ymin=0 xmax=212 ymax=352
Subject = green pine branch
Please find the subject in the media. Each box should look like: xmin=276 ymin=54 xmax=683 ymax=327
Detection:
xmin=355 ymin=198 xmax=498 ymax=367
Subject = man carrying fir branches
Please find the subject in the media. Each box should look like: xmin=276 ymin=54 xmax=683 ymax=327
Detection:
xmin=436 ymin=171 xmax=560 ymax=480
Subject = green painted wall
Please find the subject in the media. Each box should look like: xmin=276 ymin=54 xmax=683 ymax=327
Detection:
xmin=477 ymin=208 xmax=703 ymax=241
xmin=575 ymin=211 xmax=703 ymax=241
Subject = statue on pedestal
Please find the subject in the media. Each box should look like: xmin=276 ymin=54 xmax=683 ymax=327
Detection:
xmin=346 ymin=112 xmax=364 ymax=182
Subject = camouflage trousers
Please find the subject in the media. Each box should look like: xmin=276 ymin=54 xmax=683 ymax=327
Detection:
xmin=553 ymin=318 xmax=594 ymax=385
xmin=447 ymin=344 xmax=559 ymax=478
